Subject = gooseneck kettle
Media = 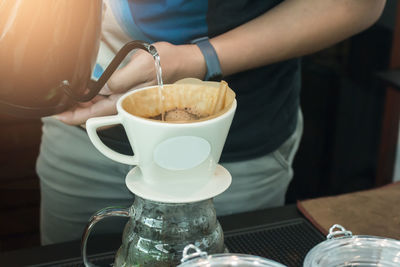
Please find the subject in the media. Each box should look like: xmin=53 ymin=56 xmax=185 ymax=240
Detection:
xmin=0 ymin=0 xmax=151 ymax=117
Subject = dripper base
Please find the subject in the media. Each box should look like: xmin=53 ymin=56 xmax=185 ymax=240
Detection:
xmin=125 ymin=164 xmax=232 ymax=203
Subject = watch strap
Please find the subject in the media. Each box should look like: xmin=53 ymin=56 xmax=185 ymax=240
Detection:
xmin=191 ymin=37 xmax=222 ymax=81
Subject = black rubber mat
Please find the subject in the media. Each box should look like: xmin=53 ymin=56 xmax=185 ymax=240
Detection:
xmin=30 ymin=218 xmax=325 ymax=267
xmin=29 ymin=252 xmax=114 ymax=267
xmin=224 ymin=218 xmax=325 ymax=267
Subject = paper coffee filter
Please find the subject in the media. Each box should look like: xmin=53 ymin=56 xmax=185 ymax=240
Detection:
xmin=122 ymin=78 xmax=235 ymax=122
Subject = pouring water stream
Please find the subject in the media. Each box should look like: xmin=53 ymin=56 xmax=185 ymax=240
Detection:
xmin=145 ymin=44 xmax=165 ymax=121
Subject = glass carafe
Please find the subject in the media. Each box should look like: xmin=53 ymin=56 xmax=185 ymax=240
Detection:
xmin=81 ymin=196 xmax=225 ymax=267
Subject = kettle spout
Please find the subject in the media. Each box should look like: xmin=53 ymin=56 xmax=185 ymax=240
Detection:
xmin=64 ymin=40 xmax=156 ymax=102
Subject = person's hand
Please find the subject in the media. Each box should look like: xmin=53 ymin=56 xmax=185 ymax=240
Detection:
xmin=55 ymin=41 xmax=206 ymax=125
xmin=53 ymin=93 xmax=122 ymax=126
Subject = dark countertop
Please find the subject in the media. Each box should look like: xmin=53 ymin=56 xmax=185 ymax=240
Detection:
xmin=0 ymin=204 xmax=324 ymax=267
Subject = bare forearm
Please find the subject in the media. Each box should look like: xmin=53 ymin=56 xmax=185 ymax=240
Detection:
xmin=210 ymin=0 xmax=386 ymax=76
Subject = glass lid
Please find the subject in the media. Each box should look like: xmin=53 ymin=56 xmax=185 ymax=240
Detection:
xmin=303 ymin=224 xmax=400 ymax=267
xmin=178 ymin=244 xmax=287 ymax=267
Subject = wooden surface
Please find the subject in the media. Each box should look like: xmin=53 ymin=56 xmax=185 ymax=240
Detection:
xmin=298 ymin=181 xmax=400 ymax=239
xmin=0 ymin=114 xmax=42 ymax=252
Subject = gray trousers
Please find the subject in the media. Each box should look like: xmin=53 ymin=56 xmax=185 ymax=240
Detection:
xmin=36 ymin=111 xmax=303 ymax=245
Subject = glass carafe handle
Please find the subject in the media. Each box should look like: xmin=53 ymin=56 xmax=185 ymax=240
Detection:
xmin=81 ymin=206 xmax=130 ymax=267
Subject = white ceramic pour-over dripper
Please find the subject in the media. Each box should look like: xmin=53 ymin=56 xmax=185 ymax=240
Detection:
xmin=86 ymin=81 xmax=237 ymax=203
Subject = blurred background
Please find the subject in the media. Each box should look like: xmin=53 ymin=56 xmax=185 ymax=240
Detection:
xmin=0 ymin=0 xmax=399 ymax=253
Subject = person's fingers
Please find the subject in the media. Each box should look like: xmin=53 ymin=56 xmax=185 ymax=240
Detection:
xmin=98 ymin=83 xmax=112 ymax=95
xmin=54 ymin=94 xmax=122 ymax=125
xmin=107 ymin=50 xmax=158 ymax=93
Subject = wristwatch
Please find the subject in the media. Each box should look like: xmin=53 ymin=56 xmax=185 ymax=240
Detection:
xmin=191 ymin=37 xmax=223 ymax=81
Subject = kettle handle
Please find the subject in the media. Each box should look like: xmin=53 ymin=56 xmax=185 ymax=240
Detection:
xmin=81 ymin=206 xmax=130 ymax=267
xmin=65 ymin=40 xmax=155 ymax=102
